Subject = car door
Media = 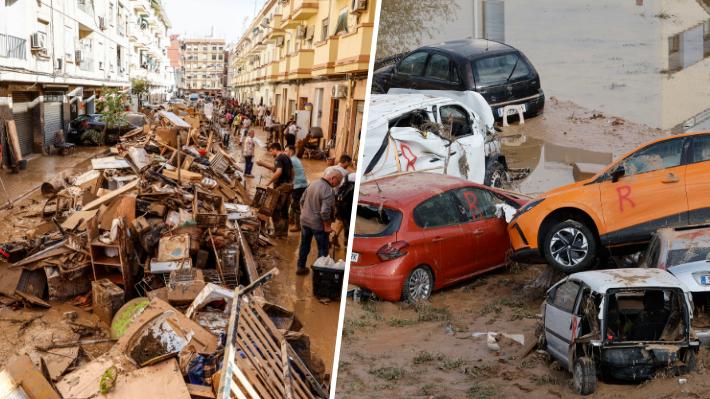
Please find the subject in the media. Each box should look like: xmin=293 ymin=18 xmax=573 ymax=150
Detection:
xmin=418 ymin=52 xmax=463 ymax=91
xmin=389 ymin=51 xmax=430 ymax=90
xmin=438 ymin=104 xmax=486 ymax=183
xmin=412 ymin=190 xmax=471 ymax=284
xmin=599 ymin=137 xmax=688 ymax=246
xmin=544 ymin=279 xmax=581 ymax=369
xmin=684 ymin=134 xmax=710 ymax=224
xmin=452 ymin=186 xmax=509 ymax=278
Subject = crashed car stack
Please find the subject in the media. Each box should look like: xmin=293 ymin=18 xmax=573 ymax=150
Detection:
xmin=0 ymin=105 xmax=328 ymax=398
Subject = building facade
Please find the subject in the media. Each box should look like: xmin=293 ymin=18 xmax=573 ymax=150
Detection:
xmin=179 ymin=38 xmax=226 ymax=96
xmin=0 ymin=0 xmax=171 ymax=159
xmin=230 ymin=0 xmax=375 ymax=160
xmin=167 ymin=33 xmax=182 ymax=95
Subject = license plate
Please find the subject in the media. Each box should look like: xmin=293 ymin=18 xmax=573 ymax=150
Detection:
xmin=350 ymin=252 xmax=360 ymax=263
xmin=497 ymin=104 xmax=527 ymax=117
xmin=701 ymin=275 xmax=710 ymax=285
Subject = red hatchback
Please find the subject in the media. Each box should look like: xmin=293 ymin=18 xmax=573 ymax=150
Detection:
xmin=350 ymin=172 xmax=529 ymax=302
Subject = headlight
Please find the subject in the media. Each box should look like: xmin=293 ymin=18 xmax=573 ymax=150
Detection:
xmin=511 ymin=198 xmax=545 ymax=221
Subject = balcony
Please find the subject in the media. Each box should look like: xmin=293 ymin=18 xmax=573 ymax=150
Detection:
xmin=335 ymin=25 xmax=373 ymax=74
xmin=0 ymin=33 xmax=26 ymax=60
xmin=278 ymin=56 xmax=291 ymax=79
xmin=130 ymin=0 xmax=150 ymax=13
xmin=291 ymin=0 xmax=318 ymax=20
xmin=288 ymin=49 xmax=313 ymax=79
xmin=266 ymin=61 xmax=280 ymax=82
xmin=313 ymin=36 xmax=339 ymax=76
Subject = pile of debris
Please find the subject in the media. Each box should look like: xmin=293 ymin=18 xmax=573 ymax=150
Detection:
xmin=0 ymin=106 xmax=328 ymax=398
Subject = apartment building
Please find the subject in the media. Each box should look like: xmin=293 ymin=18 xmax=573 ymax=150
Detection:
xmin=179 ymin=38 xmax=226 ymax=96
xmin=167 ymin=34 xmax=182 ymax=95
xmin=0 ymin=0 xmax=171 ymax=159
xmin=230 ymin=0 xmax=375 ymax=160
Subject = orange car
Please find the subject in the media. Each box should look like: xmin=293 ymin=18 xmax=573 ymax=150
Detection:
xmin=509 ymin=131 xmax=710 ymax=273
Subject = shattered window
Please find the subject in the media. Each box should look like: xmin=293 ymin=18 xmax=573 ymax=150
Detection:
xmin=354 ymin=204 xmax=402 ymax=237
xmin=424 ymin=53 xmax=451 ymax=81
xmin=688 ymin=134 xmax=710 ymax=164
xmin=413 ymin=192 xmax=466 ymax=228
xmin=667 ymin=247 xmax=710 ymax=267
xmin=440 ymin=105 xmax=472 ymax=137
xmin=550 ymin=280 xmax=579 ymax=312
xmin=397 ymin=52 xmax=428 ymax=76
xmin=620 ymin=138 xmax=683 ymax=176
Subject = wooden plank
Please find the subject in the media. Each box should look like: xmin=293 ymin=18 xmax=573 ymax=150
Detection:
xmin=236 ymin=224 xmax=262 ymax=297
xmin=186 ymin=383 xmax=216 ymax=398
xmin=82 ymin=180 xmax=138 ymax=211
xmin=4 ymin=120 xmax=23 ymax=162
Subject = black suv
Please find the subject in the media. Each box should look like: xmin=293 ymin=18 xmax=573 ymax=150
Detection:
xmin=373 ymin=38 xmax=544 ymax=118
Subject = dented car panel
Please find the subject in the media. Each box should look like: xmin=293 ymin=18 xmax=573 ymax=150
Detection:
xmin=544 ymin=269 xmax=698 ymax=388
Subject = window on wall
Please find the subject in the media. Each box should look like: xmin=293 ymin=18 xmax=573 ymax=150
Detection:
xmin=668 ymin=34 xmax=682 ymax=72
xmin=335 ymin=8 xmax=348 ymax=35
xmin=64 ymin=26 xmax=74 ymax=61
xmin=320 ymin=18 xmax=329 ymax=41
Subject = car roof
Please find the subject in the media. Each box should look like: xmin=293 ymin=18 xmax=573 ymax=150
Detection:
xmin=358 ymin=172 xmax=480 ymax=209
xmin=570 ymin=268 xmax=688 ymax=294
xmin=419 ymin=38 xmax=516 ymax=60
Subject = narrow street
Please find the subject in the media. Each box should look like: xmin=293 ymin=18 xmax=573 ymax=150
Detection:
xmin=232 ymin=125 xmax=346 ymax=374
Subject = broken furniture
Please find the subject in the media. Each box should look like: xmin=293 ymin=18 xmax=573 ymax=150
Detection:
xmin=88 ymin=217 xmax=133 ymax=298
xmin=92 ymin=279 xmax=126 ymax=325
xmin=302 ymin=127 xmax=326 ymax=160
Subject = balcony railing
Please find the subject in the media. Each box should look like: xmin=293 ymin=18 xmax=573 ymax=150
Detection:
xmin=0 ymin=33 xmax=26 ymax=60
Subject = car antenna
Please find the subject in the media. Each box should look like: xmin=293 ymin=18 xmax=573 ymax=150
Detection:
xmin=375 ymin=181 xmax=382 ymax=193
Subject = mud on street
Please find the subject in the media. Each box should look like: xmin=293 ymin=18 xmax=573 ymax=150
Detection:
xmin=337 ymin=99 xmax=708 ymax=398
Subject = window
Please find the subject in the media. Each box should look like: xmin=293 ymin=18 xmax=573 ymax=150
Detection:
xmin=424 ymin=53 xmax=451 ymax=81
xmin=321 ymin=18 xmax=329 ymax=41
xmin=550 ymin=280 xmax=580 ymax=312
xmin=510 ymin=57 xmax=532 ymax=81
xmin=440 ymin=105 xmax=472 ymax=137
xmin=453 ymin=188 xmax=500 ymax=221
xmin=212 ymin=55 xmax=217 ymax=60
xmin=334 ymin=8 xmax=348 ymax=35
xmin=64 ymin=26 xmax=74 ymax=60
xmin=397 ymin=52 xmax=428 ymax=76
xmin=668 ymin=34 xmax=682 ymax=71
xmin=413 ymin=192 xmax=466 ymax=228
xmin=620 ymin=138 xmax=684 ymax=176
xmin=472 ymin=53 xmax=518 ymax=86
xmin=689 ymin=135 xmax=710 ymax=164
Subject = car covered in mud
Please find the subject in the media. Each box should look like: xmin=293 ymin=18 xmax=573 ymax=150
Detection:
xmin=350 ymin=172 xmax=528 ymax=302
xmin=640 ymin=225 xmax=710 ymax=344
xmin=543 ymin=268 xmax=699 ymax=395
xmin=68 ymin=112 xmax=149 ymax=145
xmin=372 ymin=38 xmax=545 ymax=118
xmin=362 ymin=93 xmax=508 ymax=187
xmin=508 ymin=131 xmax=710 ymax=273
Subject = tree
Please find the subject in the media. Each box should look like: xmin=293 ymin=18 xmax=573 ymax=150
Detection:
xmin=376 ymin=0 xmax=459 ymax=59
xmin=131 ymin=78 xmax=149 ymax=107
xmin=96 ymin=88 xmax=127 ymax=145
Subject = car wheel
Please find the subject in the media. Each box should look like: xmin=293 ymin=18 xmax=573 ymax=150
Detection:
xmin=543 ymin=220 xmax=597 ymax=274
xmin=484 ymin=161 xmax=507 ymax=188
xmin=572 ymin=357 xmax=597 ymax=395
xmin=402 ymin=266 xmax=433 ymax=303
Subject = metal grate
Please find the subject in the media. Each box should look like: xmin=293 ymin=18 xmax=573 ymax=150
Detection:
xmin=0 ymin=33 xmax=26 ymax=59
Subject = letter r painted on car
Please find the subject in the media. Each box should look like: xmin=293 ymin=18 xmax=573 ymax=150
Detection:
xmin=616 ymin=185 xmax=635 ymax=212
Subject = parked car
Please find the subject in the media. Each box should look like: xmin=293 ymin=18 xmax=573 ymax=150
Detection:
xmin=372 ymin=38 xmax=545 ymax=118
xmin=349 ymin=172 xmax=528 ymax=302
xmin=543 ymin=268 xmax=699 ymax=395
xmin=508 ymin=131 xmax=710 ymax=273
xmin=68 ymin=112 xmax=148 ymax=145
xmin=362 ymin=93 xmax=508 ymax=187
xmin=640 ymin=225 xmax=710 ymax=344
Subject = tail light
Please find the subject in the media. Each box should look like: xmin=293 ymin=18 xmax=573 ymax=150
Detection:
xmin=377 ymin=241 xmax=409 ymax=261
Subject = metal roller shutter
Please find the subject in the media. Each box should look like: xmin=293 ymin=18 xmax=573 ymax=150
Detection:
xmin=43 ymin=98 xmax=64 ymax=147
xmin=483 ymin=0 xmax=505 ymax=43
xmin=11 ymin=92 xmax=38 ymax=156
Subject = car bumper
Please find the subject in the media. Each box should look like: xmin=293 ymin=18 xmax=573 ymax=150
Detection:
xmin=348 ymin=258 xmax=409 ymax=302
xmin=510 ymin=247 xmax=545 ymax=264
xmin=491 ymin=92 xmax=545 ymax=118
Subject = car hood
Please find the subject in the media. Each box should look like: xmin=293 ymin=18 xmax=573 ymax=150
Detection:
xmin=374 ymin=65 xmax=394 ymax=76
xmin=668 ymin=261 xmax=710 ymax=292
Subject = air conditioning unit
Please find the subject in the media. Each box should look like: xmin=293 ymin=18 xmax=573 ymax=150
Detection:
xmin=351 ymin=0 xmax=367 ymax=12
xmin=30 ymin=32 xmax=46 ymax=50
xmin=332 ymin=84 xmax=348 ymax=99
xmin=98 ymin=16 xmax=106 ymax=30
xmin=75 ymin=49 xmax=83 ymax=63
xmin=296 ymin=25 xmax=306 ymax=39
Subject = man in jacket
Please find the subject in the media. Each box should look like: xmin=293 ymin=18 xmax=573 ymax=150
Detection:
xmin=296 ymin=169 xmax=343 ymax=275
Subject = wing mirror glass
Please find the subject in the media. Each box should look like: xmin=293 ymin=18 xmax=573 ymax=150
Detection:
xmin=611 ymin=165 xmax=625 ymax=182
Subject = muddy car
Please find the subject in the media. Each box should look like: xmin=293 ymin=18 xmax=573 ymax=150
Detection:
xmin=372 ymin=38 xmax=544 ymax=118
xmin=640 ymin=225 xmax=710 ymax=344
xmin=543 ymin=268 xmax=699 ymax=395
xmin=362 ymin=93 xmax=508 ymax=187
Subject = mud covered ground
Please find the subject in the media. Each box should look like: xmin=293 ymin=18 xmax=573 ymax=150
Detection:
xmin=336 ymin=99 xmax=702 ymax=398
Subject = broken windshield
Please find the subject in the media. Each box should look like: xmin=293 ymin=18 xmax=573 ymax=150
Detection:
xmin=667 ymin=247 xmax=710 ymax=268
xmin=604 ymin=288 xmax=686 ymax=343
xmin=355 ymin=204 xmax=402 ymax=237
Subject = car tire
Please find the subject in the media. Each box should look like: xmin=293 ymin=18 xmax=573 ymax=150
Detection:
xmin=401 ymin=266 xmax=433 ymax=303
xmin=572 ymin=357 xmax=597 ymax=396
xmin=484 ymin=161 xmax=507 ymax=188
xmin=543 ymin=220 xmax=597 ymax=274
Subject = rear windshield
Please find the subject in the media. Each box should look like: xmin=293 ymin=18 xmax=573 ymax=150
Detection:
xmin=472 ymin=53 xmax=531 ymax=86
xmin=667 ymin=247 xmax=710 ymax=267
xmin=354 ymin=204 xmax=402 ymax=237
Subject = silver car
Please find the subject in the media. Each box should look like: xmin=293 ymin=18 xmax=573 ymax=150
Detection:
xmin=543 ymin=268 xmax=699 ymax=395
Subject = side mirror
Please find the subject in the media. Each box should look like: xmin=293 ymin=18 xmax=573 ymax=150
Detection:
xmin=611 ymin=165 xmax=625 ymax=182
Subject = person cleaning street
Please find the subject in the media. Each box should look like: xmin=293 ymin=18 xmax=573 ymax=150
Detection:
xmin=243 ymin=130 xmax=255 ymax=177
xmin=263 ymin=143 xmax=293 ymax=238
xmin=286 ymin=145 xmax=308 ymax=232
